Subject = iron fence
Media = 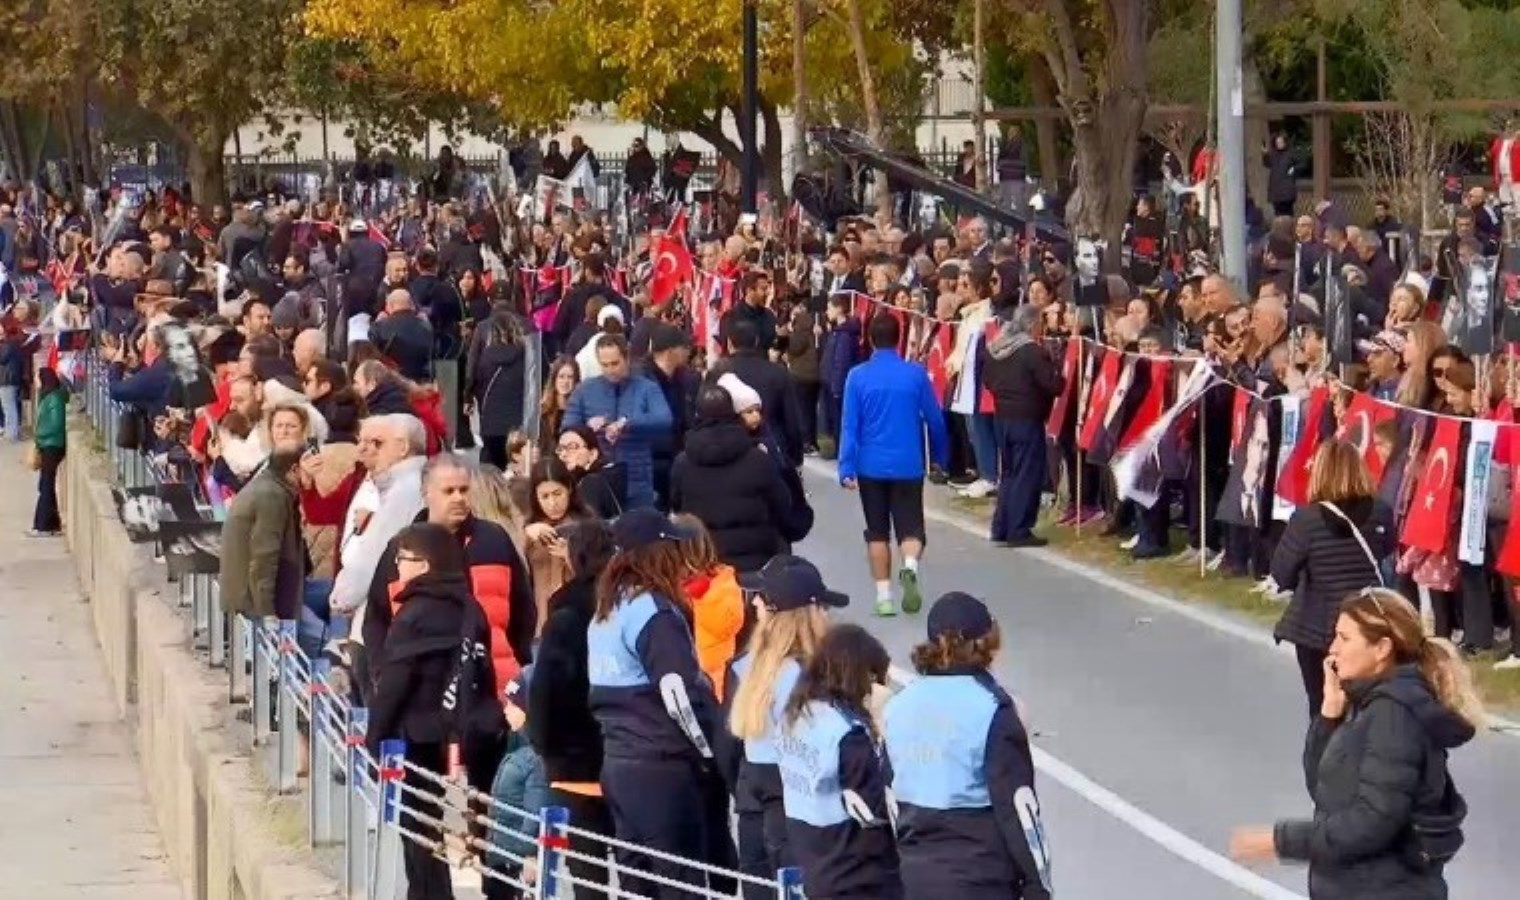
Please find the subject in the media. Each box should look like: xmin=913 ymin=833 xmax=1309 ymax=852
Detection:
xmin=79 ymin=352 xmax=804 ymax=899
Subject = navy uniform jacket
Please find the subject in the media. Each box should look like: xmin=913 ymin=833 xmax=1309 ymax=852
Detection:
xmin=777 ymin=701 xmax=902 ymax=900
xmin=883 ymin=670 xmax=1052 ymax=900
xmin=587 ymin=590 xmax=718 ymax=764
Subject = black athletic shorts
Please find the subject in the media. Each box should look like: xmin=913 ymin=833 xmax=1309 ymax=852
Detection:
xmin=857 ymin=477 xmax=927 ymax=546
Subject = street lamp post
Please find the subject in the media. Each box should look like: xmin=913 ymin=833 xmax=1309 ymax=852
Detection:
xmin=741 ymin=0 xmax=759 ymax=213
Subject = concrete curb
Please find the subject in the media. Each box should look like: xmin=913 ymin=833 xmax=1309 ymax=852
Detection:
xmin=61 ymin=421 xmax=340 ymax=900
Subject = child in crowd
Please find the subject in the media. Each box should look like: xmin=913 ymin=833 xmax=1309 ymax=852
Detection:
xmin=488 ymin=666 xmax=550 ymax=894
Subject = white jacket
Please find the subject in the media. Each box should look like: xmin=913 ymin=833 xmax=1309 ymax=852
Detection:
xmin=328 ymin=455 xmax=426 ymax=615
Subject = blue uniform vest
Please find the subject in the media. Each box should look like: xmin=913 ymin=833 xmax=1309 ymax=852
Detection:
xmin=587 ymin=592 xmax=660 ymax=689
xmin=777 ymin=700 xmax=866 ymax=827
xmin=883 ymin=674 xmax=998 ymax=809
xmin=730 ymin=655 xmax=802 ymax=765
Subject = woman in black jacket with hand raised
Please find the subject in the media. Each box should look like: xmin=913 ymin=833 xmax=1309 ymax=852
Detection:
xmin=1231 ymin=588 xmax=1482 ymax=900
xmin=1271 ymin=440 xmax=1395 ymax=714
xmin=366 ymin=522 xmax=489 ymax=900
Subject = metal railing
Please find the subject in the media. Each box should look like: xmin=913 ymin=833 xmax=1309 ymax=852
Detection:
xmin=79 ymin=352 xmax=802 ymax=899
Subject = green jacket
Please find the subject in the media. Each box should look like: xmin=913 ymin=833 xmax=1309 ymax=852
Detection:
xmin=34 ymin=390 xmax=66 ymax=450
xmin=218 ymin=458 xmax=304 ymax=620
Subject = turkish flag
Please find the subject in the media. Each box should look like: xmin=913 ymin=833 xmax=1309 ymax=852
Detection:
xmin=1078 ymin=347 xmax=1122 ymax=452
xmin=1045 ymin=338 xmax=1082 ymax=439
xmin=1118 ymin=359 xmax=1172 ymax=453
xmin=649 ymin=233 xmax=694 ymax=307
xmin=1086 ymin=355 xmax=1138 ymax=465
xmin=1228 ymin=386 xmax=1252 ymax=451
xmin=925 ymin=324 xmax=954 ymax=402
xmin=368 ymin=224 xmax=391 ymax=250
xmin=1277 ymin=386 xmax=1332 ymax=505
xmin=1400 ymin=416 xmax=1464 ymax=553
xmin=1335 ymin=391 xmax=1399 ymax=483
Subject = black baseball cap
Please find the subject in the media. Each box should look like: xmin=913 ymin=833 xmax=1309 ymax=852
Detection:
xmin=739 ymin=554 xmax=850 ymax=611
xmin=927 ymin=591 xmax=996 ymax=641
xmin=611 ymin=508 xmax=700 ymax=551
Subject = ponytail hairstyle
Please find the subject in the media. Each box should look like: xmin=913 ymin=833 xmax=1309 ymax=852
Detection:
xmin=784 ymin=624 xmax=891 ymax=736
xmin=1340 ymin=588 xmax=1486 ymax=730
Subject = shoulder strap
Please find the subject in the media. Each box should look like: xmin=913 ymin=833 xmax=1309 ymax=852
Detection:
xmin=1319 ymin=501 xmax=1386 ymax=587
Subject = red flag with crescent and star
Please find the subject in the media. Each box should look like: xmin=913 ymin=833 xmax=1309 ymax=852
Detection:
xmin=649 ymin=211 xmax=694 ymax=307
xmin=1400 ymin=415 xmax=1464 ymax=553
xmin=924 ymin=323 xmax=954 ymax=401
xmin=1335 ymin=391 xmax=1398 ymax=483
xmin=1078 ymin=347 xmax=1123 ymax=452
xmin=1045 ymin=338 xmax=1082 ymax=439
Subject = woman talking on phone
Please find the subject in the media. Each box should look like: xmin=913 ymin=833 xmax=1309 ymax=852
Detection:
xmin=1230 ymin=589 xmax=1482 ymax=899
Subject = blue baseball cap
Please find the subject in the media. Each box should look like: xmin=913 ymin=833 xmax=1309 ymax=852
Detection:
xmin=739 ymin=554 xmax=849 ymax=611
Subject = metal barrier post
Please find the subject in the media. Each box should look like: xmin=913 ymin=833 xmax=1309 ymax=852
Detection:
xmin=309 ymin=658 xmax=336 ymax=846
xmin=536 ymin=805 xmax=569 ymax=900
xmin=252 ymin=618 xmax=271 ymax=745
xmin=276 ymin=619 xmax=300 ymax=793
xmin=369 ymin=739 xmax=405 ymax=900
xmin=344 ymin=708 xmax=369 ymax=898
xmin=776 ymin=866 xmax=805 ymax=899
xmin=210 ymin=584 xmax=227 ymax=669
xmin=191 ymin=575 xmax=209 ymax=650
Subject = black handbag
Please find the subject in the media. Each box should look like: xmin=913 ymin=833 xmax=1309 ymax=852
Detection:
xmin=1400 ymin=749 xmax=1467 ymax=873
xmin=115 ymin=406 xmax=144 ymax=450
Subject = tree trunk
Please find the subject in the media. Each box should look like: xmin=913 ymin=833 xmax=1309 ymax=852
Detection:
xmin=841 ymin=0 xmax=891 ymax=219
xmin=1067 ymin=91 xmax=1148 ymax=271
xmin=0 ymin=100 xmax=29 ymax=182
xmin=791 ymin=0 xmax=808 ymax=182
xmin=688 ymin=109 xmax=744 ymax=172
xmin=1028 ymin=58 xmax=1063 ymax=188
xmin=760 ymin=99 xmax=787 ymax=204
xmin=972 ymin=0 xmax=988 ymax=193
xmin=187 ymin=126 xmax=229 ymax=208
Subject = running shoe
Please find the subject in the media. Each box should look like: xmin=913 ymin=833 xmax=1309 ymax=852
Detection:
xmin=957 ymin=478 xmax=996 ymax=500
xmin=874 ymin=597 xmax=899 ymax=617
xmin=1493 ymin=656 xmax=1520 ymax=671
xmin=899 ymin=567 xmax=923 ymax=614
xmin=1120 ymin=534 xmax=1140 ymax=551
xmin=1055 ymin=507 xmax=1079 ymax=527
xmin=1171 ymin=547 xmax=1201 ymax=565
xmin=1205 ymin=550 xmax=1227 ymax=572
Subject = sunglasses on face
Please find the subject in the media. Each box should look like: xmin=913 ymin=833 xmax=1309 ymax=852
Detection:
xmin=557 ymin=442 xmax=587 ymax=454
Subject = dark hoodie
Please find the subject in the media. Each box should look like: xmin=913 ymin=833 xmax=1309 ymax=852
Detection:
xmin=366 ymin=571 xmax=486 ymax=755
xmin=821 ymin=316 xmax=862 ymax=398
xmin=1275 ymin=666 xmax=1474 ymax=900
xmin=670 ymin=417 xmax=801 ymax=573
xmin=1271 ymin=497 xmax=1396 ymax=651
xmin=979 ymin=324 xmax=1064 ymax=423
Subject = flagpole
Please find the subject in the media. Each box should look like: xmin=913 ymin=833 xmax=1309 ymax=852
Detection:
xmin=1074 ymin=337 xmax=1086 ymax=538
xmin=1198 ymin=377 xmax=1209 ymax=580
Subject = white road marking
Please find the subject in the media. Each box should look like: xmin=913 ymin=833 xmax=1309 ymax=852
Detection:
xmin=887 ymin=665 xmax=1305 ymax=900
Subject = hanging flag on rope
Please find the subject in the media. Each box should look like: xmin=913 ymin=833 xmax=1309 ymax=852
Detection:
xmin=1276 ymin=386 xmax=1332 ymax=506
xmin=1045 ymin=339 xmax=1082 ymax=439
xmin=1112 ymin=360 xmax=1214 ymax=509
xmin=1335 ymin=391 xmax=1399 ymax=484
xmin=1400 ymin=416 xmax=1464 ymax=553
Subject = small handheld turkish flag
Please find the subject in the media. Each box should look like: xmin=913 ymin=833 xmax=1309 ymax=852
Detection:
xmin=648 ymin=213 xmax=694 ymax=307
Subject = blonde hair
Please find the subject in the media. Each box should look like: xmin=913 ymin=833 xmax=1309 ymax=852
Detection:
xmin=470 ymin=464 xmax=527 ymax=552
xmin=1341 ymin=589 xmax=1486 ymax=730
xmin=1308 ymin=439 xmax=1374 ymax=504
xmin=729 ymin=605 xmax=831 ymax=741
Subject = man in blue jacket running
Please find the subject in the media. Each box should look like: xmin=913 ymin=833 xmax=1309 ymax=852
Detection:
xmin=838 ymin=312 xmax=949 ymax=616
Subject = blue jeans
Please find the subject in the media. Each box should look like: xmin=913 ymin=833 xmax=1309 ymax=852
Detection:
xmin=0 ymin=386 xmax=20 ymax=442
xmin=963 ymin=412 xmax=999 ymax=482
xmin=297 ymin=578 xmax=334 ymax=660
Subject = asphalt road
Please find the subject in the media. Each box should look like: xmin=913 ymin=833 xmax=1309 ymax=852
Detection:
xmin=795 ymin=461 xmax=1520 ymax=900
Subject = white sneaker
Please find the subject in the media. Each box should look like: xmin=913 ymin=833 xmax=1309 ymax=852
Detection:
xmin=1493 ymin=656 xmax=1520 ymax=671
xmin=1205 ymin=550 xmax=1227 ymax=572
xmin=1252 ymin=577 xmax=1279 ymax=595
xmin=1171 ymin=547 xmax=1201 ymax=565
xmin=958 ymin=478 xmax=996 ymax=499
xmin=1120 ymin=534 xmax=1140 ymax=551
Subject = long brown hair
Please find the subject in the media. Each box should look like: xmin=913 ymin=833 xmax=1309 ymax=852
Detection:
xmin=911 ymin=624 xmax=1002 ymax=675
xmin=540 ymin=356 xmax=580 ymax=419
xmin=1307 ymin=439 xmax=1374 ymax=504
xmin=1396 ymin=321 xmax=1446 ymax=409
xmin=1340 ymin=589 xmax=1485 ymax=730
xmin=595 ymin=541 xmax=691 ymax=621
xmin=784 ymin=625 xmax=890 ymax=735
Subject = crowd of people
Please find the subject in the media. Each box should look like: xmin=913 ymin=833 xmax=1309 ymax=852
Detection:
xmin=0 ymin=142 xmax=1503 ymax=899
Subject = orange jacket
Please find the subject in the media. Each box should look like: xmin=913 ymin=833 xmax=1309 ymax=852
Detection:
xmin=683 ymin=565 xmax=745 ymax=697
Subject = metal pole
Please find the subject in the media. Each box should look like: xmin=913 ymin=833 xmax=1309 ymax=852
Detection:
xmin=210 ymin=585 xmax=227 ymax=669
xmin=741 ymin=0 xmax=760 ymax=213
xmin=370 ymin=739 xmax=406 ymax=900
xmin=344 ymin=708 xmax=370 ymax=898
xmin=252 ymin=619 xmax=270 ymax=743
xmin=309 ymin=658 xmax=336 ymax=846
xmin=1199 ymin=381 xmax=1209 ymax=579
xmin=536 ymin=805 xmax=569 ymax=900
xmin=1215 ymin=0 xmax=1247 ymax=285
xmin=276 ymin=619 xmax=300 ymax=793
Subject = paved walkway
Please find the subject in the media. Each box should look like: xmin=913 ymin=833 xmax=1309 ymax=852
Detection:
xmin=0 ymin=443 xmax=181 ymax=898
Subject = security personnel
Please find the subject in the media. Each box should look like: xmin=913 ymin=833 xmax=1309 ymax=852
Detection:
xmin=775 ymin=624 xmax=901 ymax=900
xmin=725 ymin=555 xmax=846 ymax=897
xmin=883 ymin=592 xmax=1053 ymax=900
xmin=587 ymin=508 xmax=721 ymax=898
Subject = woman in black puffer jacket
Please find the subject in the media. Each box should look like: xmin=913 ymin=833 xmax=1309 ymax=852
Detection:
xmin=466 ymin=304 xmax=529 ymax=470
xmin=670 ymin=386 xmax=805 ymax=573
xmin=1271 ymin=440 xmax=1395 ymax=714
xmin=1231 ymin=589 xmax=1482 ymax=900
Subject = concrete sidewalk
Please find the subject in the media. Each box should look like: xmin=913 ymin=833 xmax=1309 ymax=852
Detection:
xmin=0 ymin=442 xmax=181 ymax=898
